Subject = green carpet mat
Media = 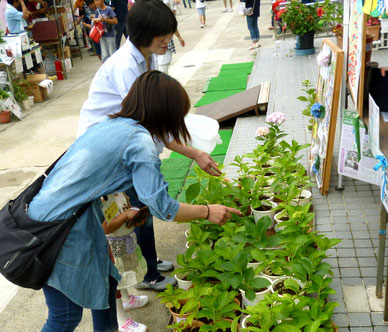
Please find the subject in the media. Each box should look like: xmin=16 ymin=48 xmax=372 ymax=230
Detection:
xmin=206 ymin=75 xmax=248 ymax=92
xmin=219 ymin=62 xmax=254 ymax=71
xmin=194 ymin=89 xmax=244 ymax=107
xmin=161 ymin=130 xmax=233 ymax=200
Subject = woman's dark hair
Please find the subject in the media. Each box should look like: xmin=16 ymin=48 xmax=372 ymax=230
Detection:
xmin=126 ymin=0 xmax=177 ymax=48
xmin=111 ymin=71 xmax=191 ymax=146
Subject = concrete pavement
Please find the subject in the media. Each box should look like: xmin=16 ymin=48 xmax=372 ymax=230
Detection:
xmin=0 ymin=1 xmax=274 ymax=330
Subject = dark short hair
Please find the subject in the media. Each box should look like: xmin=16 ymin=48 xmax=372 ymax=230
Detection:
xmin=7 ymin=0 xmax=16 ymax=5
xmin=111 ymin=71 xmax=191 ymax=146
xmin=85 ymin=0 xmax=94 ymax=6
xmin=126 ymin=0 xmax=177 ymax=48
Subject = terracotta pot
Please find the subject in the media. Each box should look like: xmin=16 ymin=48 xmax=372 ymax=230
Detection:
xmin=0 ymin=110 xmax=10 ymax=124
xmin=366 ymin=24 xmax=381 ymax=41
xmin=173 ymin=319 xmax=204 ymax=332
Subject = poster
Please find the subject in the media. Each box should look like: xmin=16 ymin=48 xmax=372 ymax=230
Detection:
xmin=369 ymin=95 xmax=382 ymax=156
xmin=338 ymin=109 xmax=380 ymax=185
xmin=34 ymin=47 xmax=42 ymax=64
xmin=14 ymin=57 xmax=23 ymax=74
xmin=24 ymin=52 xmax=33 ymax=70
xmin=1 ymin=96 xmax=23 ymax=120
xmin=348 ymin=0 xmax=365 ymax=113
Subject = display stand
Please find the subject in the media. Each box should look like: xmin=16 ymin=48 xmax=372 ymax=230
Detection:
xmin=309 ymin=39 xmax=344 ymax=195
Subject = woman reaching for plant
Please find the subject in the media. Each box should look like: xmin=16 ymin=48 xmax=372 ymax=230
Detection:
xmin=27 ymin=70 xmax=241 ymax=332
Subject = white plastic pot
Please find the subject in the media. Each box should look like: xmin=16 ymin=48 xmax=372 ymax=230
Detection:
xmin=175 ymin=274 xmax=193 ymax=290
xmin=247 ymin=261 xmax=261 ymax=272
xmin=239 ymin=276 xmax=273 ymax=308
xmin=22 ymin=99 xmax=30 ymax=110
xmin=274 ymin=211 xmax=289 ymax=231
xmin=28 ymin=95 xmax=34 ymax=106
xmin=252 ymin=201 xmax=277 ymax=227
xmin=270 ymin=277 xmax=305 ymax=297
xmin=291 ymin=190 xmax=312 ymax=206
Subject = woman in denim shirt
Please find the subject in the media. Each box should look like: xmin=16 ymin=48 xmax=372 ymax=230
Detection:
xmin=28 ymin=71 xmax=241 ymax=332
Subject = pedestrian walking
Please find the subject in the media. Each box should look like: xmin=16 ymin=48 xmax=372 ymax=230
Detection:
xmin=240 ymin=0 xmax=261 ymax=50
xmin=196 ymin=0 xmax=206 ymax=28
xmin=222 ymin=0 xmax=233 ymax=12
xmin=109 ymin=0 xmax=128 ymax=49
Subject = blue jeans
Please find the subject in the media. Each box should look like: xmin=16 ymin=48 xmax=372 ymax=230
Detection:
xmin=100 ymin=36 xmax=116 ymax=63
xmin=41 ymin=277 xmax=118 ymax=332
xmin=182 ymin=0 xmax=191 ymax=7
xmin=114 ymin=21 xmax=128 ymax=50
xmin=126 ymin=188 xmax=160 ymax=282
xmin=246 ymin=15 xmax=260 ymax=42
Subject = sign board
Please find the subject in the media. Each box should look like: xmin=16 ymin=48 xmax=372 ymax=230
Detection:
xmin=338 ymin=109 xmax=380 ymax=185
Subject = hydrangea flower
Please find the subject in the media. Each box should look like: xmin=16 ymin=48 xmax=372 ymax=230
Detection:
xmin=310 ymin=103 xmax=325 ymax=119
xmin=256 ymin=126 xmax=270 ymax=137
xmin=266 ymin=112 xmax=286 ymax=125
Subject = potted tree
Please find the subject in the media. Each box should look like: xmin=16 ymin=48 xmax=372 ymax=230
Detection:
xmin=0 ymin=89 xmax=11 ymax=123
xmin=280 ymin=0 xmax=321 ymax=54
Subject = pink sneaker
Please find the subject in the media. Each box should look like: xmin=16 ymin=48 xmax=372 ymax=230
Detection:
xmin=123 ymin=295 xmax=149 ymax=311
xmin=119 ymin=318 xmax=147 ymax=332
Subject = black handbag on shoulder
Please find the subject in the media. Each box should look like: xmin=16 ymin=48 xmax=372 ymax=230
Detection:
xmin=0 ymin=154 xmax=91 ymax=290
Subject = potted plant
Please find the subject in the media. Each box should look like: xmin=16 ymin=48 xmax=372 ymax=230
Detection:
xmin=280 ymin=0 xmax=321 ymax=53
xmin=0 ymin=89 xmax=10 ymax=123
xmin=12 ymin=81 xmax=29 ymax=110
xmin=297 ymin=80 xmax=316 ymax=132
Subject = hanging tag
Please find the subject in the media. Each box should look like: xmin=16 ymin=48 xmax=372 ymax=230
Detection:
xmin=15 ymin=57 xmax=23 ymax=73
xmin=24 ymin=52 xmax=33 ymax=69
xmin=101 ymin=195 xmax=119 ymax=223
xmin=35 ymin=48 xmax=42 ymax=64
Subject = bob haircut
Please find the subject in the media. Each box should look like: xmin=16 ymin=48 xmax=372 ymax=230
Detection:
xmin=126 ymin=0 xmax=177 ymax=48
xmin=110 ymin=71 xmax=191 ymax=147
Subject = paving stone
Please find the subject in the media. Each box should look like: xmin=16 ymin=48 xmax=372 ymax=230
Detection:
xmin=334 ymin=224 xmax=351 ymax=231
xmin=363 ymin=208 xmax=381 ymax=216
xmin=339 ymin=257 xmax=359 ymax=268
xmin=348 ymin=209 xmax=364 ymax=216
xmin=348 ymin=216 xmax=366 ymax=223
xmin=353 ymin=239 xmax=373 ymax=248
xmin=356 ymin=248 xmax=376 ymax=257
xmin=342 ymin=278 xmax=363 ymax=286
xmin=340 ymin=268 xmax=361 ymax=277
xmin=334 ymin=300 xmax=348 ymax=314
xmin=314 ymin=204 xmax=330 ymax=210
xmin=374 ymin=327 xmax=388 ymax=331
xmin=358 ymin=257 xmax=377 ymax=267
xmin=348 ymin=313 xmax=371 ymax=326
xmin=331 ymin=203 xmax=347 ymax=210
xmin=332 ymin=210 xmax=348 ymax=217
xmin=317 ymin=224 xmax=333 ymax=231
xmin=349 ymin=328 xmax=373 ymax=332
xmin=333 ymin=313 xmax=350 ymax=327
xmin=368 ymin=223 xmax=381 ymax=231
xmin=316 ymin=210 xmax=330 ymax=217
xmin=344 ymin=287 xmax=369 ymax=313
xmin=360 ymin=267 xmax=377 ymax=278
xmin=371 ymin=312 xmax=388 ymax=326
xmin=333 ymin=216 xmax=349 ymax=224
xmin=338 ymin=249 xmax=357 ymax=257
xmin=350 ymin=223 xmax=368 ymax=231
xmin=338 ymin=329 xmax=350 ymax=332
xmin=323 ymin=258 xmax=339 ymax=267
xmin=352 ymin=231 xmax=373 ymax=239
xmin=363 ymin=278 xmax=377 ymax=287
xmin=338 ymin=240 xmax=356 ymax=249
xmin=336 ymin=231 xmax=354 ymax=240
xmin=316 ymin=217 xmax=332 ymax=224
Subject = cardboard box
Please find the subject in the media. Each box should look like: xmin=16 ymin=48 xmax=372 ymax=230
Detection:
xmin=21 ymin=74 xmax=48 ymax=103
xmin=63 ymin=46 xmax=71 ymax=59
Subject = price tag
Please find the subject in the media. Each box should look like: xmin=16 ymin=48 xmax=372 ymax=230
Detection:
xmin=15 ymin=57 xmax=23 ymax=73
xmin=24 ymin=52 xmax=33 ymax=69
xmin=0 ymin=71 xmax=7 ymax=84
xmin=34 ymin=47 xmax=42 ymax=64
xmin=101 ymin=195 xmax=119 ymax=223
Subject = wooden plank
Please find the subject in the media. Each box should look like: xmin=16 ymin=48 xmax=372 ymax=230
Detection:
xmin=195 ymin=84 xmax=269 ymax=123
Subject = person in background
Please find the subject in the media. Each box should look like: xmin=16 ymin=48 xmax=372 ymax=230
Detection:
xmin=5 ymin=0 xmax=29 ymax=33
xmin=82 ymin=0 xmax=102 ymax=60
xmin=78 ymin=0 xmax=222 ymax=292
xmin=240 ymin=0 xmax=261 ymax=50
xmin=382 ymin=67 xmax=388 ymax=76
xmin=196 ymin=0 xmax=206 ymax=28
xmin=94 ymin=0 xmax=117 ymax=63
xmin=222 ymin=0 xmax=232 ymax=12
xmin=182 ymin=0 xmax=191 ymax=9
xmin=109 ymin=0 xmax=128 ymax=49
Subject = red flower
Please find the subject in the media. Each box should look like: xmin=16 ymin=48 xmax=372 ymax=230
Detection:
xmin=317 ymin=7 xmax=324 ymax=17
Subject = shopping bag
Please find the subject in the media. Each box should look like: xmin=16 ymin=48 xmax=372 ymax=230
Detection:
xmin=89 ymin=21 xmax=104 ymax=43
xmin=184 ymin=114 xmax=222 ymax=154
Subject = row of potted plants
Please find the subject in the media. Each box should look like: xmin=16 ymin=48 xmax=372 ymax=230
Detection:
xmin=158 ymin=113 xmax=341 ymax=331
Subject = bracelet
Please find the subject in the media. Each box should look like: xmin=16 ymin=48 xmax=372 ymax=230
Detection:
xmin=205 ymin=204 xmax=210 ymax=219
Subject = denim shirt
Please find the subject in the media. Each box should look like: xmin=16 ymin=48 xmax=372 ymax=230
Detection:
xmin=28 ymin=117 xmax=180 ymax=309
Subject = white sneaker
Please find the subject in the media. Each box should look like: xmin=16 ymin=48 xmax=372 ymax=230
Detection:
xmin=222 ymin=8 xmax=227 ymax=12
xmin=119 ymin=318 xmax=147 ymax=332
xmin=200 ymin=24 xmax=204 ymax=28
xmin=227 ymin=8 xmax=233 ymax=11
xmin=123 ymin=295 xmax=149 ymax=311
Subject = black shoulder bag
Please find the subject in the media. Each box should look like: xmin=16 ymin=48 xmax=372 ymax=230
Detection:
xmin=0 ymin=154 xmax=91 ymax=290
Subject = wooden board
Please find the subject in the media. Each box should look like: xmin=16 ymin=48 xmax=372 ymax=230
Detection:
xmin=195 ymin=83 xmax=270 ymax=123
xmin=309 ymin=39 xmax=344 ymax=195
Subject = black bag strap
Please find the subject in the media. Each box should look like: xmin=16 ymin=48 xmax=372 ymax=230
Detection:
xmin=42 ymin=151 xmax=92 ymax=219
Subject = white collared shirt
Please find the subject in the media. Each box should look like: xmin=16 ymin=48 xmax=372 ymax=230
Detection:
xmin=77 ymin=39 xmax=157 ymax=137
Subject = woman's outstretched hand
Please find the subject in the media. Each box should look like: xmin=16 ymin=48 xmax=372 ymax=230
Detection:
xmin=207 ymin=205 xmax=242 ymax=225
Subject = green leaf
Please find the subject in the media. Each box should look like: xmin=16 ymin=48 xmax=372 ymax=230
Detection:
xmin=284 ymin=278 xmax=301 ymax=293
xmin=185 ymin=182 xmax=200 ymax=203
xmin=249 ymin=276 xmax=272 ymax=291
xmin=217 ymin=272 xmax=243 ymax=289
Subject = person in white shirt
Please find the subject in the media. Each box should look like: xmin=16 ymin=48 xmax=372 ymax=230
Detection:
xmin=78 ymin=0 xmax=221 ymax=292
xmin=5 ymin=0 xmax=30 ymax=33
xmin=195 ymin=0 xmax=206 ymax=28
